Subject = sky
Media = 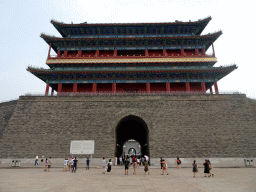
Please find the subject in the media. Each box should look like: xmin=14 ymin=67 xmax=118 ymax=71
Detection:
xmin=1 ymin=0 xmax=256 ymax=103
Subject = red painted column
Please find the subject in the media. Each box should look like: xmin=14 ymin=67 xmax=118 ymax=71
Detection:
xmin=48 ymin=43 xmax=52 ymax=59
xmin=181 ymin=49 xmax=185 ymax=56
xmin=195 ymin=48 xmax=199 ymax=55
xmin=57 ymin=83 xmax=62 ymax=95
xmin=112 ymin=83 xmax=116 ymax=93
xmin=201 ymin=82 xmax=206 ymax=93
xmin=73 ymin=83 xmax=77 ymax=93
xmin=57 ymin=50 xmax=61 ymax=57
xmin=45 ymin=83 xmax=50 ymax=96
xmin=185 ymin=82 xmax=190 ymax=92
xmin=214 ymin=82 xmax=219 ymax=94
xmin=51 ymin=88 xmax=54 ymax=96
xmin=166 ymin=82 xmax=170 ymax=92
xmin=210 ymin=86 xmax=213 ymax=94
xmin=64 ymin=50 xmax=68 ymax=57
xmin=146 ymin=82 xmax=150 ymax=93
xmin=202 ymin=48 xmax=205 ymax=55
xmin=92 ymin=83 xmax=97 ymax=93
xmin=78 ymin=50 xmax=82 ymax=57
xmin=145 ymin=49 xmax=149 ymax=56
xmin=163 ymin=49 xmax=167 ymax=56
xmin=212 ymin=40 xmax=215 ymax=57
xmin=113 ymin=49 xmax=117 ymax=57
xmin=95 ymin=49 xmax=99 ymax=57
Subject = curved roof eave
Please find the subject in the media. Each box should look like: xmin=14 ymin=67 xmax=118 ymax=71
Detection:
xmin=40 ymin=30 xmax=222 ymax=41
xmin=51 ymin=16 xmax=211 ymax=27
xmin=40 ymin=30 xmax=222 ymax=53
xmin=51 ymin=16 xmax=212 ymax=37
xmin=27 ymin=64 xmax=237 ymax=74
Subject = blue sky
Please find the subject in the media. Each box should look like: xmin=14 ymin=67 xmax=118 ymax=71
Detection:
xmin=1 ymin=0 xmax=255 ymax=102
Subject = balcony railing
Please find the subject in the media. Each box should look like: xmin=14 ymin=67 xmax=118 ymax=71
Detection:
xmin=24 ymin=91 xmax=241 ymax=97
xmin=48 ymin=53 xmax=214 ymax=59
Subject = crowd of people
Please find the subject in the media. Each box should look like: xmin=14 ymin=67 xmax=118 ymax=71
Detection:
xmin=36 ymin=154 xmax=214 ymax=177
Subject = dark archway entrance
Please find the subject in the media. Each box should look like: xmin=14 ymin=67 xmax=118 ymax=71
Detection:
xmin=115 ymin=115 xmax=149 ymax=157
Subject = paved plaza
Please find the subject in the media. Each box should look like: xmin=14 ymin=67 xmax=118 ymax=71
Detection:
xmin=0 ymin=167 xmax=255 ymax=192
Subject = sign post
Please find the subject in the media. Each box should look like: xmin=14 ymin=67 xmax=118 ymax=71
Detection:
xmin=70 ymin=140 xmax=95 ymax=164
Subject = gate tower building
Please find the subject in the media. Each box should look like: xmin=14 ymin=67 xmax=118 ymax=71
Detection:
xmin=27 ymin=16 xmax=237 ymax=95
xmin=2 ymin=17 xmax=255 ymax=165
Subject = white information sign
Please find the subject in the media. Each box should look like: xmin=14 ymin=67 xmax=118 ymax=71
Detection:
xmin=70 ymin=140 xmax=94 ymax=154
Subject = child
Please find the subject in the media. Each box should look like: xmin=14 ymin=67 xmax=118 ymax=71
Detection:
xmin=67 ymin=158 xmax=70 ymax=171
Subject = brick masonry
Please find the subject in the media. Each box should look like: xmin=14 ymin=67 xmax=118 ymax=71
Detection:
xmin=0 ymin=94 xmax=255 ymax=159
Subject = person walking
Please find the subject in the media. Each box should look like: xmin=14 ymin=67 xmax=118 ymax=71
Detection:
xmin=41 ymin=154 xmax=44 ymax=164
xmin=63 ymin=158 xmax=68 ymax=172
xmin=47 ymin=157 xmax=52 ymax=172
xmin=160 ymin=157 xmax=163 ymax=169
xmin=161 ymin=159 xmax=169 ymax=175
xmin=72 ymin=157 xmax=78 ymax=173
xmin=35 ymin=155 xmax=39 ymax=166
xmin=115 ymin=157 xmax=117 ymax=166
xmin=107 ymin=159 xmax=112 ymax=175
xmin=86 ymin=158 xmax=90 ymax=170
xmin=203 ymin=159 xmax=210 ymax=177
xmin=208 ymin=160 xmax=214 ymax=177
xmin=119 ymin=156 xmax=123 ymax=166
xmin=177 ymin=157 xmax=181 ymax=169
xmin=132 ymin=157 xmax=137 ymax=175
xmin=144 ymin=160 xmax=150 ymax=175
xmin=44 ymin=158 xmax=48 ymax=171
xmin=101 ymin=157 xmax=106 ymax=174
xmin=67 ymin=158 xmax=70 ymax=171
xmin=69 ymin=157 xmax=74 ymax=172
xmin=125 ymin=157 xmax=130 ymax=175
xmin=137 ymin=157 xmax=140 ymax=167
xmin=192 ymin=160 xmax=198 ymax=178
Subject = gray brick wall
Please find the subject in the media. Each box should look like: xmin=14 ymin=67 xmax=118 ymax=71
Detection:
xmin=0 ymin=94 xmax=255 ymax=159
xmin=0 ymin=100 xmax=18 ymax=139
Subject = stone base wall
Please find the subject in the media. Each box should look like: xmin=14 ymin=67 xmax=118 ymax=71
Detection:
xmin=0 ymin=94 xmax=255 ymax=159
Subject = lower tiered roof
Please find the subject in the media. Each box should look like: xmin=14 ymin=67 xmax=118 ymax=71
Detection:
xmin=27 ymin=64 xmax=237 ymax=84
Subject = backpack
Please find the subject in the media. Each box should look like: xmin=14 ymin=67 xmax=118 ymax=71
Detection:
xmin=179 ymin=160 xmax=182 ymax=164
xmin=108 ymin=162 xmax=111 ymax=168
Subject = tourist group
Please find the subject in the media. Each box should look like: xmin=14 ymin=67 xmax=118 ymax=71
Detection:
xmin=36 ymin=155 xmax=214 ymax=177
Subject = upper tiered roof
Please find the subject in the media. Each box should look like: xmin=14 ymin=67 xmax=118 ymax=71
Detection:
xmin=41 ymin=31 xmax=221 ymax=53
xmin=51 ymin=16 xmax=211 ymax=38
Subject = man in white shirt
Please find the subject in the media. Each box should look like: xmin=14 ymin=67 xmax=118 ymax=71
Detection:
xmin=70 ymin=158 xmax=74 ymax=172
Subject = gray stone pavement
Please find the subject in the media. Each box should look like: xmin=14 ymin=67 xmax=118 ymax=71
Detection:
xmin=0 ymin=166 xmax=255 ymax=192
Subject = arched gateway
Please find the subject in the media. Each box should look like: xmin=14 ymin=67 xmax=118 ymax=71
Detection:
xmin=115 ymin=115 xmax=149 ymax=158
